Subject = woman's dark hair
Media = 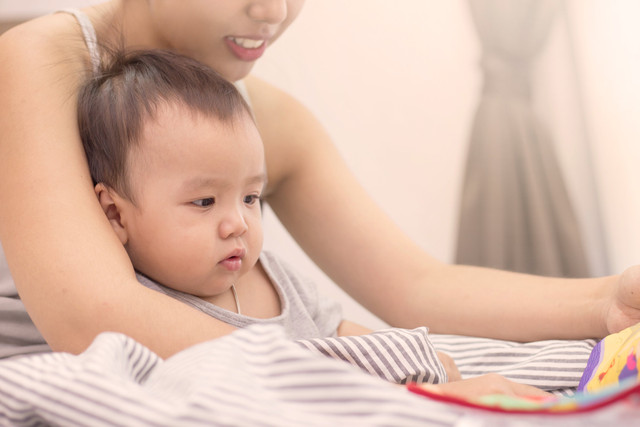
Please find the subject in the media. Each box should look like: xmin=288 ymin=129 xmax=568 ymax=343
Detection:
xmin=77 ymin=49 xmax=252 ymax=201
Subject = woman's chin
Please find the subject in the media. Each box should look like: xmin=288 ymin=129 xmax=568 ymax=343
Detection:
xmin=215 ymin=62 xmax=256 ymax=83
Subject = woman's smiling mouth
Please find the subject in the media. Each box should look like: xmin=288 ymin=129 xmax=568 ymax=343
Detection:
xmin=225 ymin=36 xmax=268 ymax=61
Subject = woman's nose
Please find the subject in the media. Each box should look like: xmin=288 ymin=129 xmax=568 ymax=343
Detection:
xmin=247 ymin=0 xmax=288 ymax=25
xmin=219 ymin=209 xmax=249 ymax=239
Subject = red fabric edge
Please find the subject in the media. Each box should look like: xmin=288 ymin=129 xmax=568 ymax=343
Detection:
xmin=406 ymin=382 xmax=640 ymax=416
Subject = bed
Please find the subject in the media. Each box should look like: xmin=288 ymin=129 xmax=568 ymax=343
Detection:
xmin=2 ymin=324 xmax=637 ymax=426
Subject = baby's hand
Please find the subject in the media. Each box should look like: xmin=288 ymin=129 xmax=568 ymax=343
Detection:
xmin=436 ymin=351 xmax=461 ymax=382
xmin=420 ymin=373 xmax=550 ymax=401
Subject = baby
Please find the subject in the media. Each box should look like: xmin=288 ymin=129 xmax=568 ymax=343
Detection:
xmin=77 ymin=49 xmax=371 ymax=340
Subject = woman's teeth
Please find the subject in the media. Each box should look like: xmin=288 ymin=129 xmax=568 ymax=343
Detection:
xmin=230 ymin=37 xmax=265 ymax=49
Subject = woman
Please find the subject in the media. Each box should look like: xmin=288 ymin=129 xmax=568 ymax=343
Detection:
xmin=0 ymin=0 xmax=638 ymax=360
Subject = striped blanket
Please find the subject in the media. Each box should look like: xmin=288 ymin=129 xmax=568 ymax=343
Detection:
xmin=2 ymin=324 xmax=627 ymax=426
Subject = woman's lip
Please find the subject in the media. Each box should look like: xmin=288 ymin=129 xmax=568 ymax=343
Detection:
xmin=224 ymin=36 xmax=268 ymax=61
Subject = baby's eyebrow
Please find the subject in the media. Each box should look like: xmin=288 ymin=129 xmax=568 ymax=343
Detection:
xmin=247 ymin=172 xmax=268 ymax=187
xmin=181 ymin=172 xmax=267 ymax=192
xmin=180 ymin=177 xmax=221 ymax=192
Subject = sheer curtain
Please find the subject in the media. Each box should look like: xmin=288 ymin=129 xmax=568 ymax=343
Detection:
xmin=455 ymin=0 xmax=590 ymax=277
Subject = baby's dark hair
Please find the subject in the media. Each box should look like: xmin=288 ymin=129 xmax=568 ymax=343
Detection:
xmin=77 ymin=49 xmax=252 ymax=201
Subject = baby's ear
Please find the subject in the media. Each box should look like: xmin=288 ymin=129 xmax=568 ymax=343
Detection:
xmin=94 ymin=182 xmax=129 ymax=245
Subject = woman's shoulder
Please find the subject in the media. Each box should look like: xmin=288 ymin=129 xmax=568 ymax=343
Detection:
xmin=243 ymin=75 xmax=308 ymax=117
xmin=243 ymin=75 xmax=334 ymax=195
xmin=0 ymin=13 xmax=89 ymax=84
xmin=2 ymin=12 xmax=77 ymax=48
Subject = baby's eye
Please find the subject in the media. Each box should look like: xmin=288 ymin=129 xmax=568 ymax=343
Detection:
xmin=192 ymin=198 xmax=215 ymax=207
xmin=244 ymin=195 xmax=260 ymax=205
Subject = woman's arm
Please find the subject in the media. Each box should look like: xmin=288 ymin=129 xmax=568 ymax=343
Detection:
xmin=0 ymin=17 xmax=235 ymax=358
xmin=246 ymin=75 xmax=640 ymax=342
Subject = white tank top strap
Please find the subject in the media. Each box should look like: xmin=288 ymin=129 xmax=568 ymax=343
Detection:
xmin=234 ymin=80 xmax=254 ymax=112
xmin=57 ymin=8 xmax=101 ymax=74
xmin=56 ymin=8 xmax=253 ymax=109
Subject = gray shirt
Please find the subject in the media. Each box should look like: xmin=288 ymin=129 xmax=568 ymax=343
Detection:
xmin=136 ymin=251 xmax=343 ymax=340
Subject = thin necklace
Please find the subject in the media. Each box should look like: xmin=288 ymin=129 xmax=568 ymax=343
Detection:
xmin=230 ymin=284 xmax=241 ymax=315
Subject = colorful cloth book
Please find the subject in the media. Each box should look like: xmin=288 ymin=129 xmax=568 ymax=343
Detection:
xmin=408 ymin=323 xmax=640 ymax=416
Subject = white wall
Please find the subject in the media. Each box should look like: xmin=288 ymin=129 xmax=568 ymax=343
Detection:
xmin=565 ymin=0 xmax=640 ymax=274
xmin=2 ymin=1 xmax=639 ymax=328
xmin=536 ymin=0 xmax=640 ymax=277
xmin=0 ymin=0 xmax=92 ymax=19
xmin=252 ymin=1 xmax=478 ymax=328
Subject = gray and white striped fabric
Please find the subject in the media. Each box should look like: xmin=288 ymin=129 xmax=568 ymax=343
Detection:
xmin=0 ymin=324 xmax=603 ymax=426
xmin=0 ymin=325 xmax=461 ymax=426
xmin=429 ymin=334 xmax=596 ymax=395
xmin=297 ymin=327 xmax=447 ymax=385
xmin=298 ymin=328 xmax=595 ymax=395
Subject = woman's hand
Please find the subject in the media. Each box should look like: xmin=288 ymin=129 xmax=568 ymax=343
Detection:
xmin=605 ymin=265 xmax=640 ymax=335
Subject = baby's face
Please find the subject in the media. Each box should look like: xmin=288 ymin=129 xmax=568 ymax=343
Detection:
xmin=121 ymin=104 xmax=265 ymax=298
